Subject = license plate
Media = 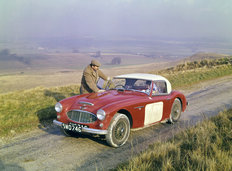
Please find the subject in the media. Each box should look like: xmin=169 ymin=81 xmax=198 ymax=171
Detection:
xmin=62 ymin=122 xmax=88 ymax=133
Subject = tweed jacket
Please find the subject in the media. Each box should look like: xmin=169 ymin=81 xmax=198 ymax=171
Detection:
xmin=80 ymin=64 xmax=108 ymax=94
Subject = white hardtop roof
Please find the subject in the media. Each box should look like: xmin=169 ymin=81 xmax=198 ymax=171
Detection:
xmin=114 ymin=73 xmax=168 ymax=81
xmin=114 ymin=73 xmax=172 ymax=93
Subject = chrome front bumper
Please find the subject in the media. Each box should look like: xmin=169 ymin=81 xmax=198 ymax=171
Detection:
xmin=53 ymin=120 xmax=107 ymax=135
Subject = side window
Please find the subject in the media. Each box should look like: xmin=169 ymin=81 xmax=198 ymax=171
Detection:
xmin=152 ymin=81 xmax=167 ymax=96
xmin=134 ymin=80 xmax=144 ymax=86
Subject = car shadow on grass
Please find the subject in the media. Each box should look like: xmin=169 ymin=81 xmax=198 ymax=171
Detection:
xmin=0 ymin=159 xmax=25 ymax=171
xmin=36 ymin=90 xmax=108 ymax=146
xmin=44 ymin=90 xmax=67 ymax=102
xmin=36 ymin=90 xmax=66 ymax=134
xmin=37 ymin=90 xmax=71 ymax=129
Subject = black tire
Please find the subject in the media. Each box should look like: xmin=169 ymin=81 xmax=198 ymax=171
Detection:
xmin=60 ymin=127 xmax=78 ymax=137
xmin=168 ymin=98 xmax=182 ymax=124
xmin=106 ymin=113 xmax=130 ymax=147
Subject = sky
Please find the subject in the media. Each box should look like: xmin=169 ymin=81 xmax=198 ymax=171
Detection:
xmin=0 ymin=0 xmax=232 ymax=41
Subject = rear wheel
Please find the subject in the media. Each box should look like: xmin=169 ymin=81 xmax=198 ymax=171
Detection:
xmin=106 ymin=113 xmax=130 ymax=148
xmin=168 ymin=98 xmax=182 ymax=124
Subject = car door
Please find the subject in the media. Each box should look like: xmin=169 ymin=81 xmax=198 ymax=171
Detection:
xmin=144 ymin=80 xmax=168 ymax=125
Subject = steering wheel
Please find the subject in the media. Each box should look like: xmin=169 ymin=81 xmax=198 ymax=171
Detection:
xmin=115 ymin=84 xmax=125 ymax=89
xmin=105 ymin=80 xmax=112 ymax=90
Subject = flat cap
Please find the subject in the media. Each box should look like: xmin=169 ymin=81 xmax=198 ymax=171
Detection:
xmin=91 ymin=59 xmax=101 ymax=67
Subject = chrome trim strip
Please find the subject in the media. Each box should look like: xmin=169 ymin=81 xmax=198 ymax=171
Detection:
xmin=79 ymin=101 xmax=94 ymax=106
xmin=134 ymin=106 xmax=144 ymax=109
xmin=70 ymin=109 xmax=94 ymax=115
xmin=53 ymin=120 xmax=62 ymax=126
xmin=53 ymin=120 xmax=107 ymax=135
xmin=82 ymin=127 xmax=107 ymax=135
xmin=67 ymin=110 xmax=97 ymax=123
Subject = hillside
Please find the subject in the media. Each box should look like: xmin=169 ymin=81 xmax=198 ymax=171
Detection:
xmin=0 ymin=48 xmax=159 ymax=73
xmin=0 ymin=49 xmax=31 ymax=70
xmin=155 ymin=56 xmax=232 ymax=74
xmin=184 ymin=52 xmax=229 ymax=62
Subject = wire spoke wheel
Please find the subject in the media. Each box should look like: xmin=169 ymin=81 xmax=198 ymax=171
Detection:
xmin=106 ymin=113 xmax=130 ymax=147
xmin=113 ymin=121 xmax=126 ymax=141
xmin=168 ymin=98 xmax=182 ymax=123
xmin=172 ymin=103 xmax=181 ymax=120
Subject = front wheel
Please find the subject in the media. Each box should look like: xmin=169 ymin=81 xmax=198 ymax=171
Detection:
xmin=106 ymin=113 xmax=130 ymax=148
xmin=168 ymin=98 xmax=182 ymax=124
xmin=60 ymin=128 xmax=78 ymax=137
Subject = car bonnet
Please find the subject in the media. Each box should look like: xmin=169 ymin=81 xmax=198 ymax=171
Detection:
xmin=69 ymin=90 xmax=147 ymax=112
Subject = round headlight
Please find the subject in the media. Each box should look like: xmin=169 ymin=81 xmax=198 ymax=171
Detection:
xmin=55 ymin=102 xmax=63 ymax=113
xmin=97 ymin=109 xmax=106 ymax=121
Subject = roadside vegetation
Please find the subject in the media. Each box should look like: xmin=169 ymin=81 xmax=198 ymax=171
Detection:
xmin=0 ymin=57 xmax=231 ymax=138
xmin=0 ymin=85 xmax=80 ymax=137
xmin=150 ymin=57 xmax=232 ymax=89
xmin=114 ymin=108 xmax=232 ymax=171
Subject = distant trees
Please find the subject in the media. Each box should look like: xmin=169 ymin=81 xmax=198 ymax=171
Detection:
xmin=92 ymin=51 xmax=101 ymax=58
xmin=0 ymin=48 xmax=30 ymax=65
xmin=96 ymin=51 xmax=101 ymax=58
xmin=90 ymin=51 xmax=122 ymax=65
xmin=72 ymin=49 xmax=79 ymax=53
xmin=0 ymin=49 xmax=10 ymax=56
xmin=111 ymin=57 xmax=121 ymax=65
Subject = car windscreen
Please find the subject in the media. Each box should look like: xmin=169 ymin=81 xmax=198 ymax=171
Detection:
xmin=108 ymin=78 xmax=152 ymax=95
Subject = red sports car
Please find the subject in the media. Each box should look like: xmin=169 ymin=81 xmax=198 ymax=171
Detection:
xmin=53 ymin=73 xmax=188 ymax=147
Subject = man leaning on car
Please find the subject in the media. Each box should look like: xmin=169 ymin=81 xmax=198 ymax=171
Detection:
xmin=80 ymin=59 xmax=109 ymax=94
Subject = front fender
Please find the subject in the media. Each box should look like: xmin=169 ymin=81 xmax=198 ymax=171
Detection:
xmin=100 ymin=97 xmax=148 ymax=129
xmin=170 ymin=91 xmax=188 ymax=112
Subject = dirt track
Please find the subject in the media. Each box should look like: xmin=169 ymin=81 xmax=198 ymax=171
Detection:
xmin=0 ymin=75 xmax=232 ymax=171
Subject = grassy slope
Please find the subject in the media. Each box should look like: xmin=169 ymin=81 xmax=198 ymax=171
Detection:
xmin=115 ymin=109 xmax=232 ymax=171
xmin=0 ymin=57 xmax=231 ymax=138
xmin=163 ymin=65 xmax=232 ymax=89
xmin=150 ymin=57 xmax=232 ymax=89
xmin=0 ymin=85 xmax=80 ymax=137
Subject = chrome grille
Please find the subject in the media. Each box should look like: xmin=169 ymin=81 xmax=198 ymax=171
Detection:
xmin=67 ymin=110 xmax=97 ymax=123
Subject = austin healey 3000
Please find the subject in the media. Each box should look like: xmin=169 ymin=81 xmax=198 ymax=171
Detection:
xmin=53 ymin=73 xmax=188 ymax=147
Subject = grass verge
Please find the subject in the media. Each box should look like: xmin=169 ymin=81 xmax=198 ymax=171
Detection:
xmin=114 ymin=109 xmax=232 ymax=171
xmin=150 ymin=57 xmax=232 ymax=89
xmin=0 ymin=85 xmax=80 ymax=138
xmin=166 ymin=65 xmax=232 ymax=89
